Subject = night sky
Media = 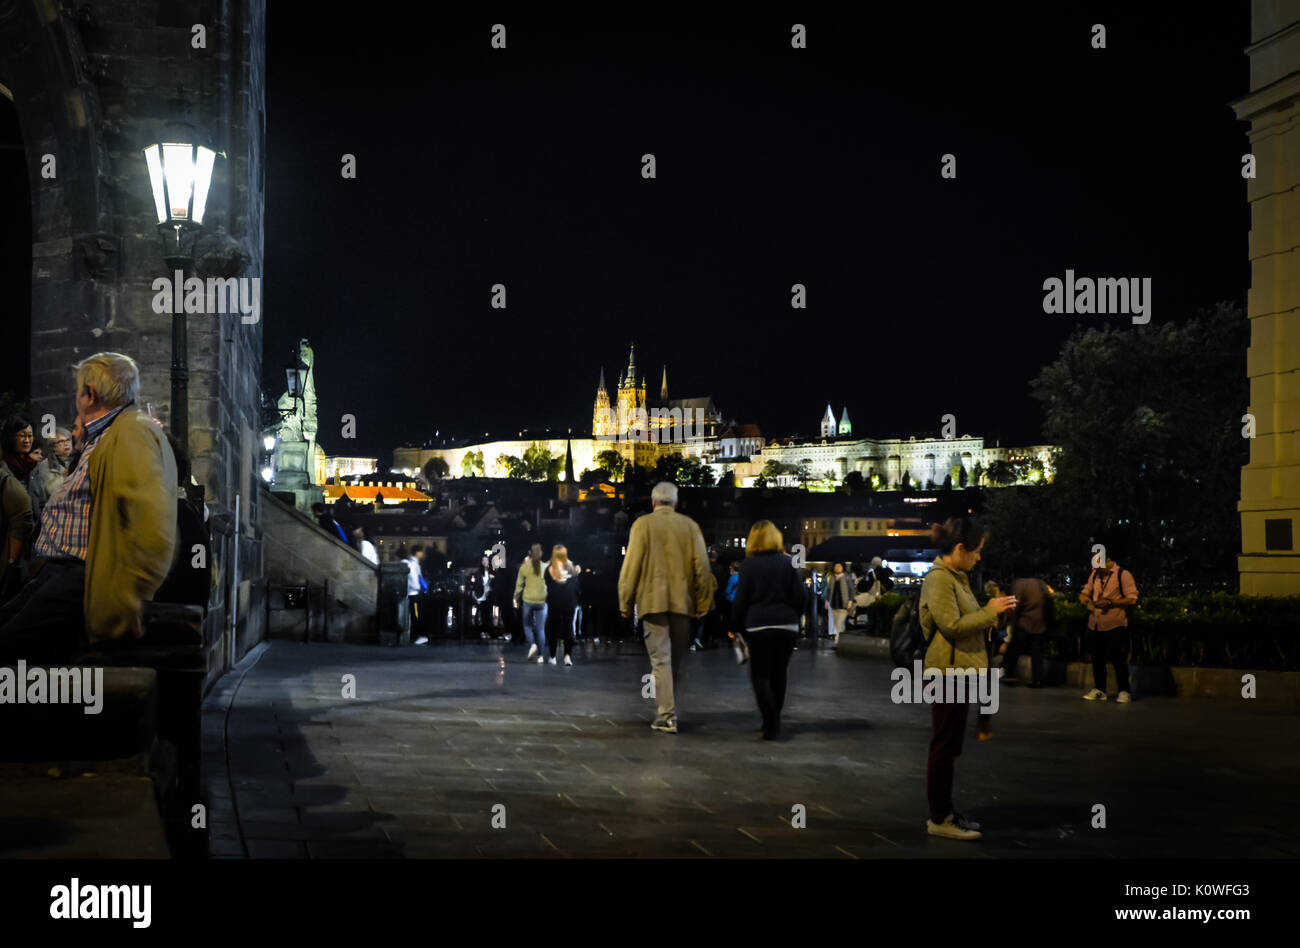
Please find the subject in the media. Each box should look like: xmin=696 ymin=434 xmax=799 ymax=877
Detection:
xmin=3 ymin=4 xmax=1252 ymax=465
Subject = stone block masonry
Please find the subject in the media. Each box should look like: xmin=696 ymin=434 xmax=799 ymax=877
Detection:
xmin=1 ymin=1 xmax=268 ymax=681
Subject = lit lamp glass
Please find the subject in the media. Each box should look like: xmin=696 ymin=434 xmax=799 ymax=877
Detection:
xmin=142 ymin=142 xmax=219 ymax=226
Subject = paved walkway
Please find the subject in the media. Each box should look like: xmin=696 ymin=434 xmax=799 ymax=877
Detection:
xmin=202 ymin=640 xmax=1300 ymax=858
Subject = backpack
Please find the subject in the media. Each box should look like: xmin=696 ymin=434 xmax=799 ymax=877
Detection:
xmin=889 ymin=594 xmax=933 ymax=667
xmin=1086 ymin=567 xmax=1134 ymax=611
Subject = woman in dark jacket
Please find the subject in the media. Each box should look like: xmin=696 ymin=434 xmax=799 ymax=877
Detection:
xmin=731 ymin=520 xmax=808 ymax=740
xmin=0 ymin=417 xmax=39 ymax=487
xmin=544 ymin=544 xmax=581 ymax=666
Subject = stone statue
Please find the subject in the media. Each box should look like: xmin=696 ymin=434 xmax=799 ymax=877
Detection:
xmin=276 ymin=338 xmax=319 ymax=484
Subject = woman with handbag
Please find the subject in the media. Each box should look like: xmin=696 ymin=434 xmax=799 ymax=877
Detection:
xmin=730 ymin=520 xmax=808 ymax=741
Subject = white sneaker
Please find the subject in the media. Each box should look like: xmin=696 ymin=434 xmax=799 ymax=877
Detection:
xmin=548 ymin=657 xmax=557 ymax=665
xmin=526 ymin=644 xmax=538 ymax=660
xmin=1082 ymin=688 xmax=1107 ymax=701
xmin=1116 ymin=691 xmax=1132 ymax=704
xmin=414 ymin=636 xmax=428 ymax=646
xmin=564 ymin=654 xmax=573 ymax=666
xmin=536 ymin=655 xmax=545 ymax=664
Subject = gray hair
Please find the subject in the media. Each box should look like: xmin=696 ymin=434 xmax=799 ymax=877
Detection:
xmin=75 ymin=352 xmax=140 ymax=409
xmin=651 ymin=481 xmax=678 ymax=506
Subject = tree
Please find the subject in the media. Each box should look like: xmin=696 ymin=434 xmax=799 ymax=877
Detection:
xmin=423 ymin=457 xmax=449 ymax=485
xmin=958 ymin=465 xmax=969 ymax=488
xmin=760 ymin=459 xmax=785 ymax=482
xmin=843 ymin=470 xmax=866 ymax=494
xmin=498 ymin=454 xmax=524 ymax=478
xmin=718 ymin=470 xmax=736 ymax=488
xmin=984 ymin=302 xmax=1248 ymax=587
xmin=796 ymin=458 xmax=813 ymax=486
xmin=942 ymin=474 xmax=952 ymax=490
xmin=595 ymin=449 xmax=627 ymax=482
xmin=461 ymin=452 xmax=476 ymax=478
xmin=579 ymin=467 xmax=610 ymax=490
xmin=520 ymin=442 xmax=559 ymax=481
xmin=971 ymin=461 xmax=984 ymax=487
xmin=649 ymin=454 xmax=714 ymax=487
xmin=986 ymin=460 xmax=1017 ymax=486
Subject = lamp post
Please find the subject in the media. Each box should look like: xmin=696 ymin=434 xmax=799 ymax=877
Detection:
xmin=142 ymin=139 xmax=221 ymax=505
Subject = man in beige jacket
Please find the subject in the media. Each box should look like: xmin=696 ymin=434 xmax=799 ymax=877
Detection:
xmin=618 ymin=481 xmax=713 ymax=733
xmin=0 ymin=352 xmax=176 ymax=663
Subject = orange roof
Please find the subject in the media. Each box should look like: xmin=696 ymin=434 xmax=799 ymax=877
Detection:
xmin=324 ymin=483 xmax=432 ymax=503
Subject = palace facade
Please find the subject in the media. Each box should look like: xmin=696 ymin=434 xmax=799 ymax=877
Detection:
xmin=392 ymin=347 xmax=1056 ymax=489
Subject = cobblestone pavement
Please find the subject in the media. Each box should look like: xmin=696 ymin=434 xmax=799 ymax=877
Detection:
xmin=201 ymin=639 xmax=1300 ymax=858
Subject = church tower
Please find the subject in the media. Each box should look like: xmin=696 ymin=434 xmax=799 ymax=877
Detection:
xmin=593 ymin=367 xmax=611 ymax=438
xmin=661 ymin=365 xmax=669 ymax=401
xmin=838 ymin=407 xmax=852 ymax=436
xmin=616 ymin=344 xmax=645 ymax=435
xmin=820 ymin=404 xmax=837 ymax=439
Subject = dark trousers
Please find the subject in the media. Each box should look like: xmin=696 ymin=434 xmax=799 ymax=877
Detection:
xmin=0 ymin=560 xmax=88 ymax=665
xmin=1003 ymin=631 xmax=1044 ymax=683
xmin=927 ymin=700 xmax=970 ymax=823
xmin=746 ymin=628 xmax=796 ymax=737
xmin=547 ymin=605 xmax=576 ymax=658
xmin=1090 ymin=626 xmax=1130 ymax=693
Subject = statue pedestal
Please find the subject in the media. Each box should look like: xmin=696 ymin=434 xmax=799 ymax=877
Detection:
xmin=273 ymin=438 xmax=323 ymax=512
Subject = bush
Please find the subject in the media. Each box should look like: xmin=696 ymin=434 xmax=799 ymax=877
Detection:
xmin=859 ymin=592 xmax=907 ymax=636
xmin=1049 ymin=594 xmax=1300 ymax=670
xmin=858 ymin=589 xmax=1300 ymax=670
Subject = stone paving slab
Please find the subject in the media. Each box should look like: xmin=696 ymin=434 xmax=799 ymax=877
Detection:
xmin=202 ymin=640 xmax=1300 ymax=858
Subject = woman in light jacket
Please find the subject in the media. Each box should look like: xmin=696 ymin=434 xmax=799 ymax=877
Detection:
xmin=919 ymin=517 xmax=1016 ymax=840
xmin=514 ymin=542 xmax=548 ymax=663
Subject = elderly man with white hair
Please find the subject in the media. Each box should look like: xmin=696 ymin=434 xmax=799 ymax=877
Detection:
xmin=618 ymin=481 xmax=714 ymax=734
xmin=0 ymin=352 xmax=177 ymax=663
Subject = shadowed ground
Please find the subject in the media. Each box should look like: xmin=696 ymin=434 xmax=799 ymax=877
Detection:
xmin=202 ymin=640 xmax=1300 ymax=858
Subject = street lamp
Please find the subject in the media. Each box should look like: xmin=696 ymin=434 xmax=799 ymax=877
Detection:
xmin=285 ymin=354 xmax=308 ymax=418
xmin=143 ymin=137 xmax=222 ymax=507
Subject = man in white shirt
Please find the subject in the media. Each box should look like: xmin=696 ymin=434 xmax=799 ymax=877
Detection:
xmin=350 ymin=526 xmax=379 ymax=565
xmin=403 ymin=545 xmax=427 ymax=644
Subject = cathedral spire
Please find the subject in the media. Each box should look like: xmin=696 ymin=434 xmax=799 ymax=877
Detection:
xmin=660 ymin=365 xmax=668 ymax=401
xmin=564 ymin=430 xmax=575 ymax=483
xmin=626 ymin=343 xmax=637 ymax=386
xmin=597 ymin=366 xmax=607 ymax=393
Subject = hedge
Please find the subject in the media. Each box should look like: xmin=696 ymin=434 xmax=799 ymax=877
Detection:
xmin=857 ymin=591 xmax=1300 ymax=671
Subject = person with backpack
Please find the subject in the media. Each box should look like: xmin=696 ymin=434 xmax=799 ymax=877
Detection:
xmin=918 ymin=517 xmax=1017 ymax=841
xmin=1079 ymin=555 xmax=1139 ymax=703
xmin=860 ymin=556 xmax=895 ymax=633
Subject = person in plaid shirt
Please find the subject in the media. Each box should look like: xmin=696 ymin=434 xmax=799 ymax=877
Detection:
xmin=0 ymin=353 xmax=176 ymax=664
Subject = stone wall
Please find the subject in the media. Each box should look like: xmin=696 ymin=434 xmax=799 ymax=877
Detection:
xmin=0 ymin=0 xmax=268 ymax=673
xmin=262 ymin=489 xmax=378 ymax=643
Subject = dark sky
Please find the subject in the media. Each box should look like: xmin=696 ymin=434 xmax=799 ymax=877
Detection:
xmin=4 ymin=4 xmax=1252 ymax=464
